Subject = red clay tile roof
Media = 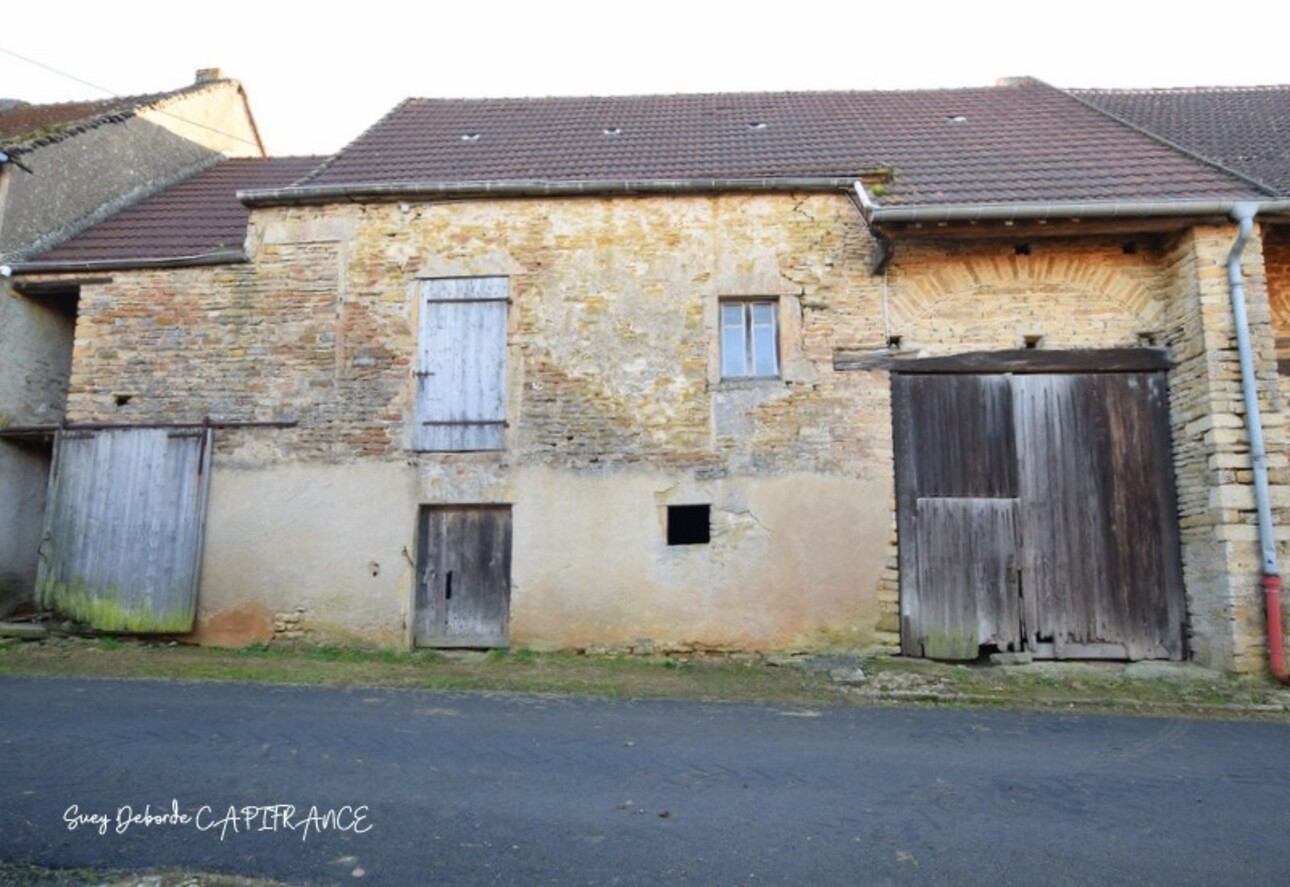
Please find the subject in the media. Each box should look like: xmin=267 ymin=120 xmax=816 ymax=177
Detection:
xmin=1073 ymin=86 xmax=1290 ymax=196
xmin=32 ymin=156 xmax=322 ymax=265
xmin=296 ymin=80 xmax=1267 ymax=206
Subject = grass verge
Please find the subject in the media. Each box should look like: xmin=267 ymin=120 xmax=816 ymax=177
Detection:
xmin=2 ymin=635 xmax=1290 ymax=719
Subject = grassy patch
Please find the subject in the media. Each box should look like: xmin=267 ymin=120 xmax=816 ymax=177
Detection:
xmin=1 ymin=638 xmax=1289 ymax=718
xmin=0 ymin=637 xmax=840 ymax=705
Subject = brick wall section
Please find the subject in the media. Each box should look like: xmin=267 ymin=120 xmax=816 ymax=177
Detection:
xmin=1161 ymin=226 xmax=1289 ymax=672
xmin=1265 ymin=224 xmax=1290 ymax=354
xmin=66 ymin=245 xmax=342 ymax=457
xmin=887 ymin=241 xmax=1169 ymax=352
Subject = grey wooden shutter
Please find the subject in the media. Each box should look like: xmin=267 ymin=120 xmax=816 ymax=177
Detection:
xmin=415 ymin=277 xmax=508 ymax=451
xmin=36 ymin=427 xmax=212 ymax=632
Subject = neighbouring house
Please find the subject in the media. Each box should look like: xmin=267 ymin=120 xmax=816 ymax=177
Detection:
xmin=0 ymin=70 xmax=264 ymax=614
xmin=1073 ymin=86 xmax=1290 ymax=375
xmin=8 ymin=77 xmax=1290 ymax=675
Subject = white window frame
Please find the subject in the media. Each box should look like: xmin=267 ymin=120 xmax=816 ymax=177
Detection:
xmin=720 ymin=298 xmax=779 ymax=379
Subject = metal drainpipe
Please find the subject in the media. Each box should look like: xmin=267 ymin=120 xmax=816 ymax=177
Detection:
xmin=1227 ymin=203 xmax=1290 ymax=683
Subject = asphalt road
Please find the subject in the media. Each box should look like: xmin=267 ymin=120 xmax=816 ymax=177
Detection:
xmin=3 ymin=676 xmax=1290 ymax=885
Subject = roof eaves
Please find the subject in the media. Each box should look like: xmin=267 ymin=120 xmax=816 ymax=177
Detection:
xmin=9 ymin=249 xmax=249 ymax=275
xmin=857 ymin=189 xmax=1290 ymax=227
xmin=239 ymin=176 xmax=876 ymax=207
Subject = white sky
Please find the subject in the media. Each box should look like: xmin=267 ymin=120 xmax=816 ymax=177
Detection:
xmin=3 ymin=0 xmax=1288 ymax=156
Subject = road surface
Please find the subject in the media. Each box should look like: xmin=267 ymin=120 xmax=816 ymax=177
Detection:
xmin=2 ymin=676 xmax=1289 ymax=884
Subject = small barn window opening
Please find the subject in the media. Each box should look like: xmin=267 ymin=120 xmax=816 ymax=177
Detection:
xmin=888 ymin=335 xmax=903 ymax=350
xmin=1023 ymin=335 xmax=1043 ymax=349
xmin=114 ymin=394 xmax=132 ymax=407
xmin=720 ymin=299 xmax=779 ymax=379
xmin=1014 ymin=243 xmax=1031 ymax=256
xmin=667 ymin=505 xmax=711 ymax=546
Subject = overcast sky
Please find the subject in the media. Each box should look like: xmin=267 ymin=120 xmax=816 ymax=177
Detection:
xmin=3 ymin=1 xmax=1287 ymax=156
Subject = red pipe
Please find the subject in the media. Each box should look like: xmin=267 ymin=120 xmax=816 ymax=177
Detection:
xmin=1265 ymin=575 xmax=1290 ymax=684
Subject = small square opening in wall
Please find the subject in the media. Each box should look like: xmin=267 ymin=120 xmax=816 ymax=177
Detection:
xmin=667 ymin=504 xmax=711 ymax=546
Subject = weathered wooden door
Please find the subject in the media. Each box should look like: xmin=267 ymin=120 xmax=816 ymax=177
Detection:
xmin=894 ymin=368 xmax=1185 ymax=661
xmin=36 ymin=427 xmax=212 ymax=633
xmin=415 ymin=505 xmax=512 ymax=648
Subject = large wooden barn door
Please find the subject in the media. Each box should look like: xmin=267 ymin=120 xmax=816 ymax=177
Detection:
xmin=36 ymin=427 xmax=212 ymax=633
xmin=894 ymin=366 xmax=1185 ymax=661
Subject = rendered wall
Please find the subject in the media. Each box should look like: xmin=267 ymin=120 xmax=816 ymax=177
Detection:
xmin=0 ymin=288 xmax=76 ymax=614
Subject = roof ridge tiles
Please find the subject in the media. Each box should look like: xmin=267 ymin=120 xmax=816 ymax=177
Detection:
xmin=1074 ymin=84 xmax=1290 ymax=95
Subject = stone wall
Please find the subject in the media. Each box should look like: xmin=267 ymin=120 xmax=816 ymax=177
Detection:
xmin=65 ymin=194 xmax=897 ymax=652
xmin=47 ymin=197 xmax=1290 ymax=670
xmin=1160 ymin=225 xmax=1289 ymax=672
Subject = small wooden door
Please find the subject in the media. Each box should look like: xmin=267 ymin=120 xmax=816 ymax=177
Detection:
xmin=415 ymin=505 xmax=512 ymax=648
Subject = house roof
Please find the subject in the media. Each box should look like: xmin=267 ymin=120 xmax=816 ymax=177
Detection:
xmin=286 ymin=79 xmax=1267 ymax=207
xmin=1072 ymin=85 xmax=1290 ymax=197
xmin=28 ymin=156 xmax=322 ymax=267
xmin=0 ymin=80 xmax=248 ymax=156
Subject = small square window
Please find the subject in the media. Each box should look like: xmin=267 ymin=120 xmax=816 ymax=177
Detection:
xmin=720 ymin=299 xmax=779 ymax=379
xmin=667 ymin=504 xmax=710 ymax=546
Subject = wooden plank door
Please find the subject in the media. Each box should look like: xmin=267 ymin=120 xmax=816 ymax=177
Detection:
xmin=415 ymin=505 xmax=512 ymax=648
xmin=1013 ymin=373 xmax=1186 ymax=660
xmin=913 ymin=497 xmax=1021 ymax=659
xmin=36 ymin=427 xmax=212 ymax=633
xmin=893 ymin=374 xmax=1022 ymax=658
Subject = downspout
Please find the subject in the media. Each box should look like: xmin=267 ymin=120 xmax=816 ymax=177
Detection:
xmin=1226 ymin=203 xmax=1289 ymax=683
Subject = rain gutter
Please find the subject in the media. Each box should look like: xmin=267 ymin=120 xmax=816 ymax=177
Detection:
xmin=238 ymin=177 xmax=862 ymax=207
xmin=8 ymin=250 xmax=248 ymax=275
xmin=852 ymin=182 xmax=1290 ymax=225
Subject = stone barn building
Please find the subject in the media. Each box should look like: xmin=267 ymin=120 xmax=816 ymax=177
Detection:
xmin=7 ymin=78 xmax=1290 ymax=675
